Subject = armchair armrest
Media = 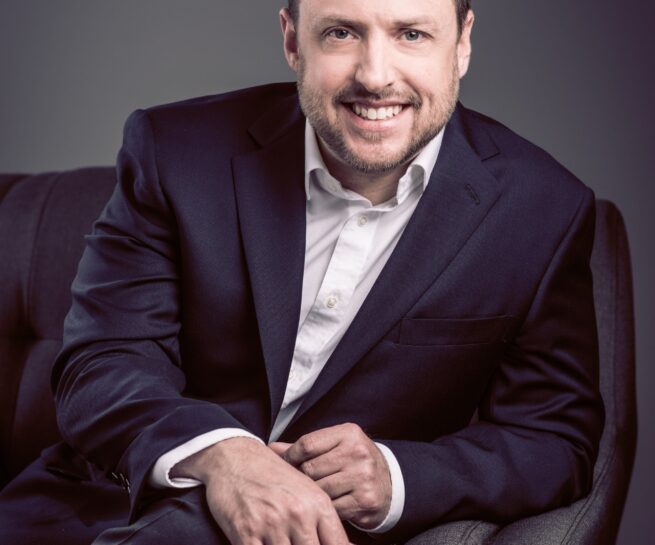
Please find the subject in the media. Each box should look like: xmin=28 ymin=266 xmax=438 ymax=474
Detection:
xmin=404 ymin=520 xmax=499 ymax=545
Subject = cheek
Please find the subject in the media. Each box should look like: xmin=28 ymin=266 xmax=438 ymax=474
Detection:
xmin=320 ymin=63 xmax=353 ymax=94
xmin=404 ymin=49 xmax=458 ymax=89
xmin=399 ymin=58 xmax=450 ymax=93
xmin=417 ymin=68 xmax=457 ymax=102
xmin=304 ymin=53 xmax=354 ymax=89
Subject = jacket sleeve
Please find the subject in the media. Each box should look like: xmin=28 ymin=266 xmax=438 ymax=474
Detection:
xmin=379 ymin=188 xmax=604 ymax=541
xmin=51 ymin=109 xmax=252 ymax=521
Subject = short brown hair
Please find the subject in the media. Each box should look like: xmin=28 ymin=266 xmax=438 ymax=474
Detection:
xmin=287 ymin=0 xmax=472 ymax=34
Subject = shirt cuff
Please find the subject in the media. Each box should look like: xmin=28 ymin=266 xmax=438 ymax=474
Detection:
xmin=351 ymin=442 xmax=405 ymax=534
xmin=149 ymin=428 xmax=265 ymax=488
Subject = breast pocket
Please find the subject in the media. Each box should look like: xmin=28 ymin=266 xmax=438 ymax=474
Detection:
xmin=396 ymin=315 xmax=514 ymax=346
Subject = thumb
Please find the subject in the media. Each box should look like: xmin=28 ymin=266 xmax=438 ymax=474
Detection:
xmin=268 ymin=441 xmax=292 ymax=456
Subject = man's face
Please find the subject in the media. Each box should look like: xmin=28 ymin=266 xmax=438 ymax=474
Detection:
xmin=281 ymin=0 xmax=473 ymax=177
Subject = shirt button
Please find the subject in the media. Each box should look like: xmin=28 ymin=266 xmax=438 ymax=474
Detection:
xmin=357 ymin=215 xmax=368 ymax=226
xmin=326 ymin=295 xmax=338 ymax=309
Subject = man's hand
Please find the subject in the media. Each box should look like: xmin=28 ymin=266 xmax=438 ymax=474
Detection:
xmin=171 ymin=437 xmax=349 ymax=545
xmin=270 ymin=423 xmax=392 ymax=530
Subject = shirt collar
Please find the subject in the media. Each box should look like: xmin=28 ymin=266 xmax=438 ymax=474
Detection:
xmin=303 ymin=118 xmax=444 ymax=203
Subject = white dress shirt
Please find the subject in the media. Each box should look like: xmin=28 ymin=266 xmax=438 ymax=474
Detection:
xmin=151 ymin=120 xmax=444 ymax=533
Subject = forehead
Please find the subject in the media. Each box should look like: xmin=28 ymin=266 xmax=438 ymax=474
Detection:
xmin=298 ymin=0 xmax=457 ymax=27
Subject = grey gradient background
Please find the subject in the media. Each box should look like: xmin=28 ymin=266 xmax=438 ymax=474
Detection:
xmin=1 ymin=1 xmax=652 ymax=542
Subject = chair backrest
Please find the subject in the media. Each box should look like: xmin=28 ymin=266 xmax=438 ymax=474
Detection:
xmin=0 ymin=168 xmax=116 ymax=485
xmin=487 ymin=200 xmax=637 ymax=545
xmin=394 ymin=199 xmax=637 ymax=545
xmin=585 ymin=200 xmax=637 ymax=541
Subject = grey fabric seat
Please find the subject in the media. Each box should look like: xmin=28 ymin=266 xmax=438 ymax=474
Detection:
xmin=0 ymin=169 xmax=636 ymax=543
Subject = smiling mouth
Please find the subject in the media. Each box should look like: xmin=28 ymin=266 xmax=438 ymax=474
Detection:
xmin=349 ymin=103 xmax=405 ymax=121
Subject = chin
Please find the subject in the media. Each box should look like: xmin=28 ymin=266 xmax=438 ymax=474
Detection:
xmin=346 ymin=144 xmax=412 ymax=172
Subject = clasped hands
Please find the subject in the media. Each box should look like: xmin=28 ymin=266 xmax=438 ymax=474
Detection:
xmin=173 ymin=423 xmax=392 ymax=545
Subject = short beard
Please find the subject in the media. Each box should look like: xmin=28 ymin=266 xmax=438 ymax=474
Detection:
xmin=296 ymin=54 xmax=459 ymax=176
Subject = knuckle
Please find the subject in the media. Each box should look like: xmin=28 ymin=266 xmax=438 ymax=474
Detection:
xmin=358 ymin=489 xmax=379 ymax=511
xmin=343 ymin=422 xmax=361 ymax=437
xmin=262 ymin=507 xmax=283 ymax=527
xmin=313 ymin=490 xmax=333 ymax=512
xmin=290 ymin=524 xmax=313 ymax=543
xmin=353 ymin=442 xmax=369 ymax=459
xmin=361 ymin=460 xmax=376 ymax=479
xmin=298 ymin=435 xmax=314 ymax=457
xmin=300 ymin=459 xmax=314 ymax=475
xmin=356 ymin=514 xmax=375 ymax=528
xmin=290 ymin=495 xmax=324 ymax=523
xmin=287 ymin=501 xmax=304 ymax=520
xmin=234 ymin=519 xmax=258 ymax=540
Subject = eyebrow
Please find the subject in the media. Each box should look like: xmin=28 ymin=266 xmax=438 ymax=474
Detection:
xmin=313 ymin=15 xmax=439 ymax=30
xmin=312 ymin=16 xmax=360 ymax=29
xmin=391 ymin=19 xmax=438 ymax=28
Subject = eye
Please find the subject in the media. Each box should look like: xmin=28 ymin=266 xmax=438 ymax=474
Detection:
xmin=327 ymin=28 xmax=353 ymax=40
xmin=403 ymin=30 xmax=424 ymax=41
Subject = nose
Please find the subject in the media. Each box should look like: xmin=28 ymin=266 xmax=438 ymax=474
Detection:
xmin=354 ymin=34 xmax=396 ymax=94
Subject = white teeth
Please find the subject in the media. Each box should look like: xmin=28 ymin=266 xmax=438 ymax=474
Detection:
xmin=351 ymin=103 xmax=404 ymax=120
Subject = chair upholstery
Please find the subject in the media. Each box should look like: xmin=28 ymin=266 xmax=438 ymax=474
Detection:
xmin=0 ymin=169 xmax=636 ymax=544
xmin=0 ymin=168 xmax=116 ymax=484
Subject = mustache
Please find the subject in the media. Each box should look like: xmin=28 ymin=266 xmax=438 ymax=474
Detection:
xmin=332 ymin=83 xmax=422 ymax=109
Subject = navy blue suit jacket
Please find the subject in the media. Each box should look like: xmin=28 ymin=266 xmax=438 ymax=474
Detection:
xmin=51 ymin=83 xmax=603 ymax=540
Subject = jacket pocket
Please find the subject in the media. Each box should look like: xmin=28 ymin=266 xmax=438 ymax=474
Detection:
xmin=397 ymin=315 xmax=514 ymax=346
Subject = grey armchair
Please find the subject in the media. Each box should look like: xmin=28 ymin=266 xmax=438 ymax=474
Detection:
xmin=406 ymin=200 xmax=637 ymax=544
xmin=0 ymin=169 xmax=636 ymax=544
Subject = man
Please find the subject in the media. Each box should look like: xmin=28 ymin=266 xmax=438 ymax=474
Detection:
xmin=0 ymin=0 xmax=603 ymax=544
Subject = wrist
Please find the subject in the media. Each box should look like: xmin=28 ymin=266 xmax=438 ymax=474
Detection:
xmin=171 ymin=436 xmax=263 ymax=483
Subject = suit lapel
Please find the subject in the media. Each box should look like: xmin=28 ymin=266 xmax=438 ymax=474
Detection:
xmin=232 ymin=96 xmax=306 ymax=430
xmin=287 ymin=106 xmax=504 ymax=427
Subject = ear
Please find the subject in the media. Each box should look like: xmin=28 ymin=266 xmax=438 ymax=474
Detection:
xmin=456 ymin=9 xmax=474 ymax=78
xmin=280 ymin=7 xmax=299 ymax=72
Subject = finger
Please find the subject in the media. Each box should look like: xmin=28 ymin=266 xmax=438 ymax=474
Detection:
xmin=269 ymin=441 xmax=292 ymax=456
xmin=296 ymin=449 xmax=345 ymax=481
xmin=263 ymin=532 xmax=292 ymax=545
xmin=333 ymin=493 xmax=390 ymax=531
xmin=224 ymin=524 xmax=265 ymax=545
xmin=288 ymin=522 xmax=320 ymax=545
xmin=315 ymin=473 xmax=352 ymax=500
xmin=263 ymin=533 xmax=291 ymax=545
xmin=331 ymin=494 xmax=360 ymax=522
xmin=283 ymin=426 xmax=348 ymax=466
xmin=317 ymin=509 xmax=349 ymax=545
